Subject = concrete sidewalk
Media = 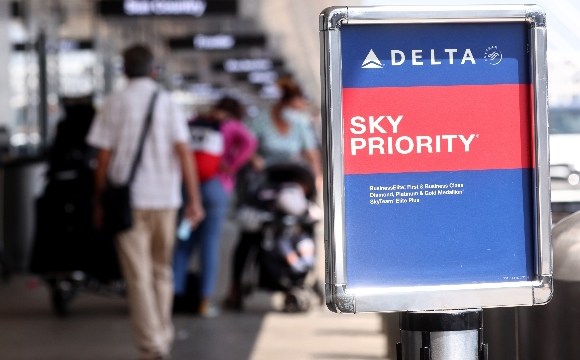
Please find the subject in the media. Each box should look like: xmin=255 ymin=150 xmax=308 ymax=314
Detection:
xmin=0 ymin=275 xmax=390 ymax=360
xmin=0 ymin=210 xmax=397 ymax=359
xmin=250 ymin=306 xmax=387 ymax=360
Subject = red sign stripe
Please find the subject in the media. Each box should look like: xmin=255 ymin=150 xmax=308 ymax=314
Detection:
xmin=342 ymin=84 xmax=534 ymax=175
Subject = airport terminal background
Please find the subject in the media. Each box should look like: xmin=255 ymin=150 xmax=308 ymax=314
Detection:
xmin=0 ymin=0 xmax=580 ymax=359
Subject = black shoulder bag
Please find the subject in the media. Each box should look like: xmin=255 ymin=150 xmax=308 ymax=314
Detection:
xmin=102 ymin=90 xmax=159 ymax=234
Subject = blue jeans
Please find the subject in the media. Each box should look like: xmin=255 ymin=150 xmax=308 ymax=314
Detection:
xmin=173 ymin=178 xmax=230 ymax=298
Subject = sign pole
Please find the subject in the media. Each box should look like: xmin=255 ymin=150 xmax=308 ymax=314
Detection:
xmin=396 ymin=310 xmax=488 ymax=360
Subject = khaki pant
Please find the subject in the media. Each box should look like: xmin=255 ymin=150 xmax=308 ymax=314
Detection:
xmin=116 ymin=209 xmax=177 ymax=360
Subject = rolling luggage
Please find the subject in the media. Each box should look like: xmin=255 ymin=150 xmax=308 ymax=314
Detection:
xmin=29 ymin=97 xmax=122 ymax=316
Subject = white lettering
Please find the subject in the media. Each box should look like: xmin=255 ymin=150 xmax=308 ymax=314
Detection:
xmin=445 ymin=49 xmax=458 ymax=64
xmin=396 ymin=136 xmax=414 ymax=154
xmin=369 ymin=116 xmax=387 ymax=134
xmin=461 ymin=49 xmax=476 ymax=64
xmin=387 ymin=115 xmax=403 ymax=134
xmin=441 ymin=134 xmax=458 ymax=152
xmin=430 ymin=49 xmax=441 ymax=65
xmin=351 ymin=138 xmax=366 ymax=155
xmin=349 ymin=134 xmax=478 ymax=155
xmin=459 ymin=134 xmax=476 ymax=151
xmin=369 ymin=137 xmax=385 ymax=155
xmin=412 ymin=50 xmax=423 ymax=65
xmin=224 ymin=59 xmax=272 ymax=73
xmin=248 ymin=71 xmax=277 ymax=84
xmin=350 ymin=116 xmax=366 ymax=135
xmin=194 ymin=34 xmax=235 ymax=50
xmin=347 ymin=113 xmax=479 ymax=157
xmin=380 ymin=48 xmax=476 ymax=66
xmin=349 ymin=115 xmax=403 ymax=134
xmin=124 ymin=0 xmax=208 ymax=16
xmin=416 ymin=136 xmax=433 ymax=153
xmin=391 ymin=50 xmax=405 ymax=65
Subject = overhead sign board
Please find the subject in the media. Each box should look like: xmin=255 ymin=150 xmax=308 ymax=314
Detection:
xmin=213 ymin=58 xmax=284 ymax=73
xmin=97 ymin=0 xmax=237 ymax=17
xmin=12 ymin=39 xmax=94 ymax=52
xmin=168 ymin=33 xmax=266 ymax=51
xmin=320 ymin=5 xmax=551 ymax=313
xmin=57 ymin=39 xmax=94 ymax=51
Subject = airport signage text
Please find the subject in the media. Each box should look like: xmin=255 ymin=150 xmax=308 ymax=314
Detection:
xmin=168 ymin=33 xmax=266 ymax=51
xmin=97 ymin=0 xmax=237 ymax=17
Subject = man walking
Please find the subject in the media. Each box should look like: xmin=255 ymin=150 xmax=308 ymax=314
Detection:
xmin=87 ymin=44 xmax=204 ymax=360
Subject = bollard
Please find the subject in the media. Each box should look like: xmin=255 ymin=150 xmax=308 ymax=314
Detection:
xmin=382 ymin=312 xmax=400 ymax=360
xmin=398 ymin=310 xmax=486 ymax=360
xmin=517 ymin=211 xmax=580 ymax=359
xmin=482 ymin=307 xmax=517 ymax=360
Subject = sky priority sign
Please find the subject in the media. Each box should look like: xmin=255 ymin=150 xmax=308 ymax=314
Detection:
xmin=320 ymin=5 xmax=552 ymax=313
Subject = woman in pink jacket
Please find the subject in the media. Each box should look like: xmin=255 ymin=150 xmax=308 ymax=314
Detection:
xmin=173 ymin=97 xmax=257 ymax=317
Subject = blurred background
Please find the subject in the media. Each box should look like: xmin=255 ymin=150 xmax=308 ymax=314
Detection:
xmin=0 ymin=0 xmax=580 ymax=359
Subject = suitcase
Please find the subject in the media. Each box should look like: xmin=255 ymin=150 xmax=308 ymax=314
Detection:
xmin=29 ymin=166 xmax=121 ymax=281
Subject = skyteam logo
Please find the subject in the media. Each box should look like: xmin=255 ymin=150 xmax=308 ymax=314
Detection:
xmin=362 ymin=49 xmax=383 ymax=69
xmin=484 ymin=46 xmax=503 ymax=66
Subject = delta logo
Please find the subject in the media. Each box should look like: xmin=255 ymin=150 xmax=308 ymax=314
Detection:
xmin=361 ymin=46 xmax=502 ymax=69
xmin=361 ymin=49 xmax=383 ymax=68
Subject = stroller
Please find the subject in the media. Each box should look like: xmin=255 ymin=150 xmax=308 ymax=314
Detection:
xmin=29 ymin=97 xmax=123 ymax=316
xmin=235 ymin=163 xmax=324 ymax=312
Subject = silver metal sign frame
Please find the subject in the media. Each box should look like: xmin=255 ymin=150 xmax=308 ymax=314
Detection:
xmin=319 ymin=5 xmax=551 ymax=313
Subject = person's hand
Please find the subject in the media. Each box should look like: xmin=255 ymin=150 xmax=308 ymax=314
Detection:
xmin=185 ymin=200 xmax=205 ymax=229
xmin=250 ymin=155 xmax=266 ymax=171
xmin=315 ymin=174 xmax=323 ymax=193
xmin=219 ymin=162 xmax=233 ymax=175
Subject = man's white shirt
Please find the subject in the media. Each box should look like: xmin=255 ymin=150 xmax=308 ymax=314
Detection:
xmin=87 ymin=77 xmax=190 ymax=209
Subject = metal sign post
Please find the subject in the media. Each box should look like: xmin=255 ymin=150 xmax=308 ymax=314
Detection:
xmin=397 ymin=310 xmax=486 ymax=360
xmin=320 ymin=5 xmax=550 ymax=359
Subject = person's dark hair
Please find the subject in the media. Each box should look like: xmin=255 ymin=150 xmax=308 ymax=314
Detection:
xmin=277 ymin=76 xmax=304 ymax=103
xmin=214 ymin=96 xmax=245 ymax=119
xmin=123 ymin=44 xmax=154 ymax=78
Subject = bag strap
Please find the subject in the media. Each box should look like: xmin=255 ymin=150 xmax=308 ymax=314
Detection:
xmin=126 ymin=90 xmax=159 ymax=185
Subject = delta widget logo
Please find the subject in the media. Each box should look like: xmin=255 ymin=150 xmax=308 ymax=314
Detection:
xmin=484 ymin=46 xmax=503 ymax=65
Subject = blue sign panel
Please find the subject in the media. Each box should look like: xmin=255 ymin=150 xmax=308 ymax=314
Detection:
xmin=341 ymin=22 xmax=535 ymax=288
xmin=321 ymin=5 xmax=551 ymax=313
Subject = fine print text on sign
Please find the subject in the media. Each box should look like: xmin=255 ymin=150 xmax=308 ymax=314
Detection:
xmin=367 ymin=181 xmax=465 ymax=206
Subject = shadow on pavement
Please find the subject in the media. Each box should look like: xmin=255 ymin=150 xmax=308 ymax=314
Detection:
xmin=0 ymin=275 xmax=267 ymax=360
